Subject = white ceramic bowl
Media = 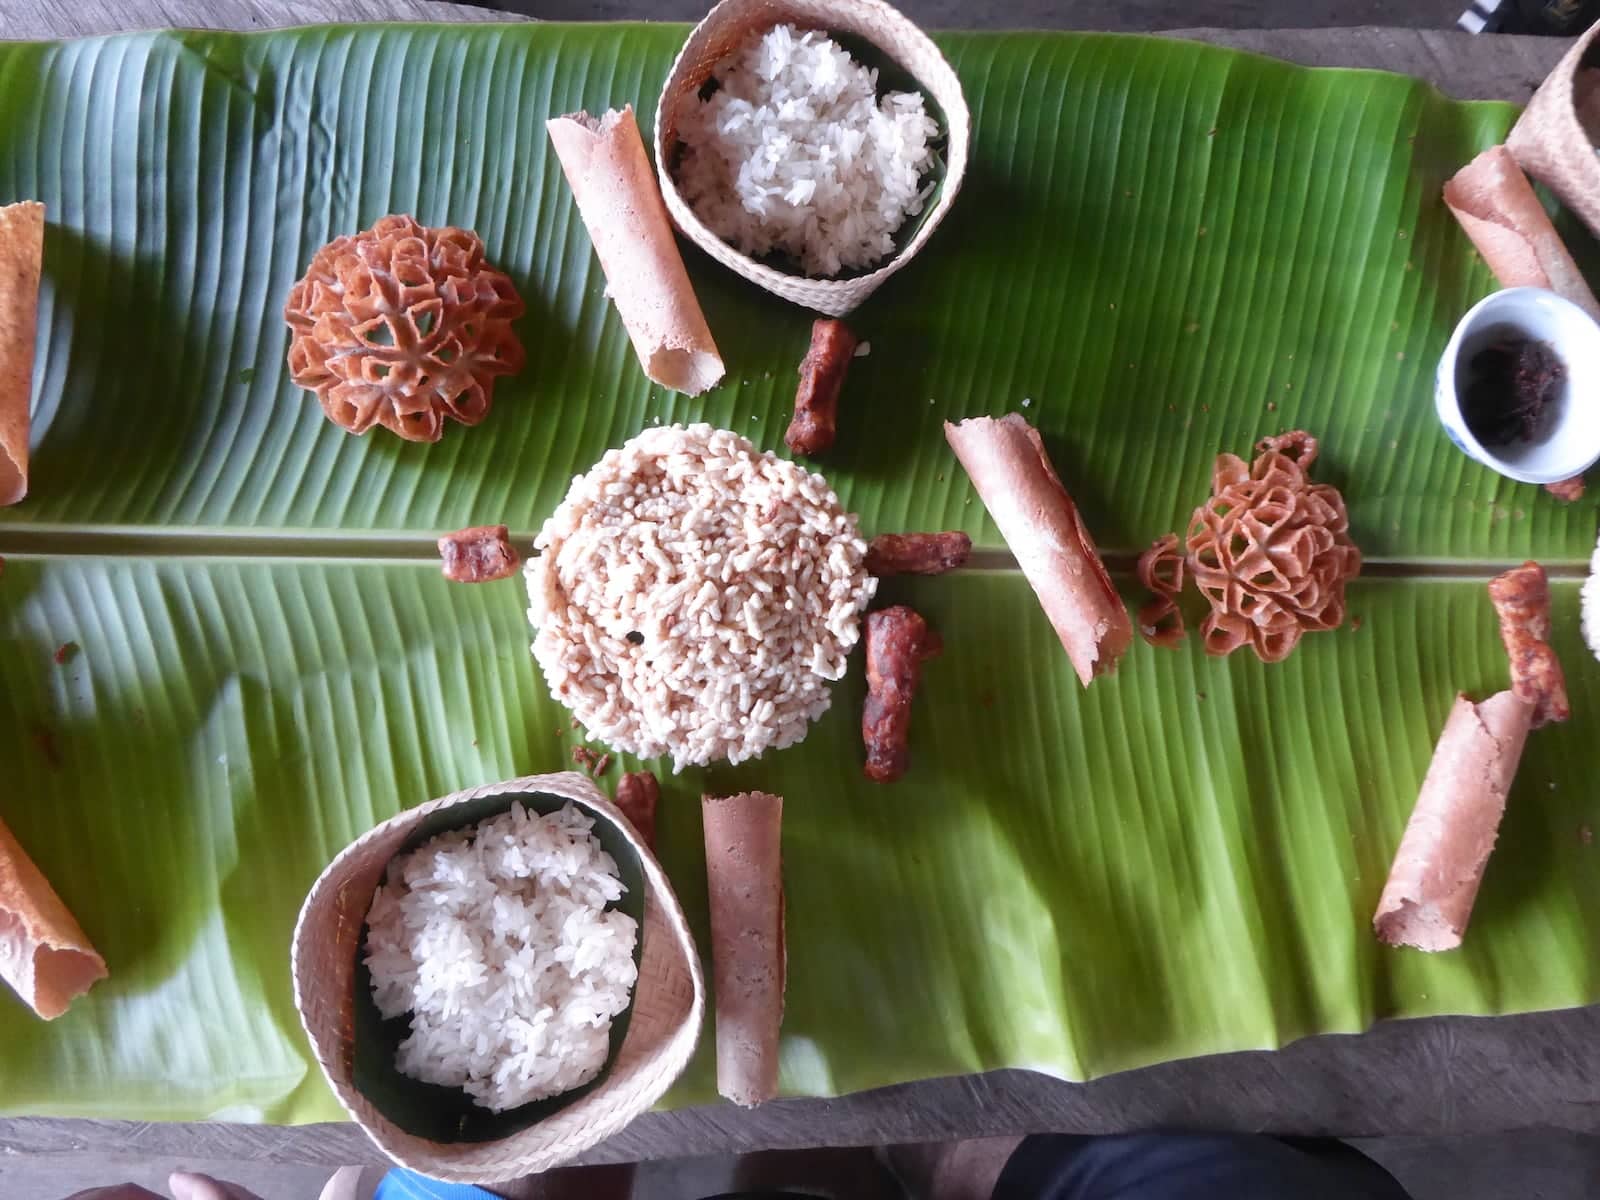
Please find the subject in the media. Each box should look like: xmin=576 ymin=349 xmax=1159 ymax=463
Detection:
xmin=1434 ymin=286 xmax=1600 ymax=485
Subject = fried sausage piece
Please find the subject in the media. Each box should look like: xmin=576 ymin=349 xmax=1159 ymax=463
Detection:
xmin=865 ymin=532 xmax=972 ymax=577
xmin=614 ymin=771 xmax=659 ymax=851
xmin=1487 ymin=561 xmax=1570 ymax=727
xmin=863 ymin=606 xmax=943 ymax=783
xmin=438 ymin=524 xmax=521 ymax=583
xmin=1545 ymin=476 xmax=1584 ymax=502
xmin=784 ymin=319 xmax=858 ymax=456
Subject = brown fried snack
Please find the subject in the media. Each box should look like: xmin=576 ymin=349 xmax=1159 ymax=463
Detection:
xmin=1374 ymin=560 xmax=1571 ymax=952
xmin=945 ymin=414 xmax=1131 ymax=685
xmin=1137 ymin=595 xmax=1185 ymax=649
xmin=1487 ymin=560 xmax=1570 ymax=727
xmin=1443 ymin=146 xmax=1600 ymax=321
xmin=1545 ymin=475 xmax=1584 ymax=503
xmin=437 ymin=524 xmax=521 ymax=583
xmin=0 ymin=815 xmax=107 ymax=1019
xmin=865 ymin=532 xmax=972 ymax=577
xmin=285 ymin=215 xmax=525 ymax=442
xmin=614 ymin=771 xmax=659 ymax=851
xmin=0 ymin=202 xmax=42 ymax=507
xmin=702 ymin=790 xmax=784 ymax=1106
xmin=1374 ymin=690 xmax=1533 ymax=952
xmin=1185 ymin=431 xmax=1361 ymax=663
xmin=547 ymin=108 xmax=724 ymax=395
xmin=863 ymin=606 xmax=943 ymax=783
xmin=784 ymin=318 xmax=858 ymax=456
xmin=1136 ymin=533 xmax=1186 ymax=648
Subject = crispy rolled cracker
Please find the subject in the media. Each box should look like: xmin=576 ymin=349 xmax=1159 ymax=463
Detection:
xmin=702 ymin=790 xmax=784 ymax=1107
xmin=784 ymin=319 xmax=857 ymax=456
xmin=614 ymin=771 xmax=659 ymax=851
xmin=437 ymin=524 xmax=520 ymax=583
xmin=1443 ymin=146 xmax=1600 ymax=322
xmin=0 ymin=815 xmax=107 ymax=1018
xmin=944 ymin=414 xmax=1131 ymax=685
xmin=1488 ymin=561 xmax=1570 ymax=727
xmin=865 ymin=531 xmax=972 ymax=577
xmin=547 ymin=107 xmax=723 ymax=396
xmin=1374 ymin=691 xmax=1533 ymax=952
xmin=0 ymin=202 xmax=43 ymax=507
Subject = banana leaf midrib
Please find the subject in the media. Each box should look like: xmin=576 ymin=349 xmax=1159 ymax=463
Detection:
xmin=0 ymin=526 xmax=1593 ymax=576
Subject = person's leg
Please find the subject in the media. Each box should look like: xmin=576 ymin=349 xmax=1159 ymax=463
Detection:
xmin=991 ymin=1133 xmax=1413 ymax=1200
xmin=883 ymin=1136 xmax=1026 ymax=1200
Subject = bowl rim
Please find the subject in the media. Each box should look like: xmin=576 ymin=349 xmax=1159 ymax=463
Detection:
xmin=1434 ymin=285 xmax=1600 ymax=485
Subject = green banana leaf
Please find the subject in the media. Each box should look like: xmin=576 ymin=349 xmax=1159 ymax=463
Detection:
xmin=0 ymin=21 xmax=1597 ymax=1124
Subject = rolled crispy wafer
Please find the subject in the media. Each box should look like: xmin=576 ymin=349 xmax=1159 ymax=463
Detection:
xmin=1374 ymin=691 xmax=1533 ymax=952
xmin=0 ymin=201 xmax=43 ymax=507
xmin=0 ymin=815 xmax=107 ymax=1018
xmin=945 ymin=414 xmax=1131 ymax=685
xmin=702 ymin=790 xmax=783 ymax=1107
xmin=1443 ymin=146 xmax=1600 ymax=321
xmin=547 ymin=107 xmax=724 ymax=396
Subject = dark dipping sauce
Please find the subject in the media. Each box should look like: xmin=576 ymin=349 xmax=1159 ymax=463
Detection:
xmin=1461 ymin=336 xmax=1567 ymax=448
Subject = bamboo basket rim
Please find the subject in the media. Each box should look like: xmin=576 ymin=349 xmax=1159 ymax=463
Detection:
xmin=290 ymin=771 xmax=704 ymax=1183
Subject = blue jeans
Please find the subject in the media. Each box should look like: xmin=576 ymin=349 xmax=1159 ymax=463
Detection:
xmin=374 ymin=1173 xmax=498 ymax=1200
xmin=993 ymin=1134 xmax=1413 ymax=1200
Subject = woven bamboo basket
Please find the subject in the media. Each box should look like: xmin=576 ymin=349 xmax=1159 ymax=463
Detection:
xmin=1508 ymin=18 xmax=1600 ymax=239
xmin=654 ymin=0 xmax=970 ymax=317
xmin=291 ymin=772 xmax=704 ymax=1184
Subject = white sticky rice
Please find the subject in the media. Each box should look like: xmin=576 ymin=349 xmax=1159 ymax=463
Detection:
xmin=1583 ymin=526 xmax=1600 ymax=664
xmin=363 ymin=802 xmax=638 ymax=1112
xmin=526 ymin=423 xmax=876 ymax=770
xmin=676 ymin=23 xmax=939 ymax=277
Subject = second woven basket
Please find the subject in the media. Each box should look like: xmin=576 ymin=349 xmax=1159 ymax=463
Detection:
xmin=291 ymin=771 xmax=704 ymax=1184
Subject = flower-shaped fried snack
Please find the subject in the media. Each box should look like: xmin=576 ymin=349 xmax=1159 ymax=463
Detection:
xmin=284 ymin=215 xmax=525 ymax=442
xmin=1136 ymin=532 xmax=1187 ymax=649
xmin=1184 ymin=431 xmax=1362 ymax=663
